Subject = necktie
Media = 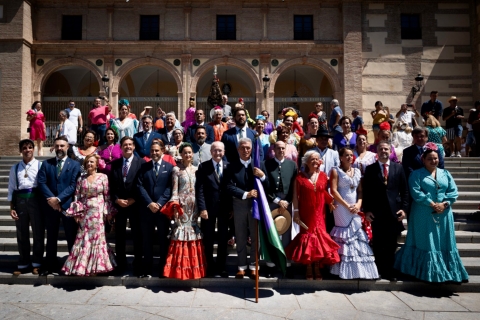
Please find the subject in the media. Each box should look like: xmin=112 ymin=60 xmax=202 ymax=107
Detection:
xmin=154 ymin=162 xmax=159 ymax=176
xmin=383 ymin=163 xmax=388 ymax=185
xmin=144 ymin=131 xmax=149 ymax=142
xmin=122 ymin=159 xmax=129 ymax=180
xmin=57 ymin=159 xmax=63 ymax=177
xmin=216 ymin=162 xmax=221 ymax=178
xmin=418 ymin=146 xmax=423 ymax=155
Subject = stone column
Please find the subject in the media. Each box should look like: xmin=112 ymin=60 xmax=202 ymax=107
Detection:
xmin=107 ymin=6 xmax=113 ymax=41
xmin=103 ymin=55 xmax=115 ymax=112
xmin=184 ymin=6 xmax=191 ymax=41
xmin=342 ymin=1 xmax=362 ymax=117
xmin=180 ymin=54 xmax=191 ymax=122
xmin=261 ymin=7 xmax=269 ymax=41
xmin=259 ymin=54 xmax=273 ymax=117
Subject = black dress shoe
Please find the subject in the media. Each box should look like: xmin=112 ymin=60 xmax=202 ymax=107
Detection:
xmin=220 ymin=271 xmax=229 ymax=278
xmin=285 ymin=267 xmax=294 ymax=279
xmin=40 ymin=269 xmax=51 ymax=276
xmin=265 ymin=266 xmax=275 ymax=279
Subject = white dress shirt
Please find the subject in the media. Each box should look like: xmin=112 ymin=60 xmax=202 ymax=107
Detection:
xmin=60 ymin=119 xmax=77 ymax=144
xmin=378 ymin=159 xmax=391 ymax=178
xmin=7 ymin=159 xmax=41 ymax=201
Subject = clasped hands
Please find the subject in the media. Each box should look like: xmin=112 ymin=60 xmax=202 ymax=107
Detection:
xmin=346 ymin=203 xmax=361 ymax=214
xmin=47 ymin=197 xmax=61 ymax=211
xmin=431 ymin=202 xmax=447 ymax=214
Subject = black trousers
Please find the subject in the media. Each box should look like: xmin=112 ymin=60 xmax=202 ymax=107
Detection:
xmin=44 ymin=207 xmax=78 ymax=271
xmin=115 ymin=206 xmax=142 ymax=272
xmin=200 ymin=208 xmax=229 ymax=273
xmin=473 ymin=131 xmax=480 ymax=156
xmin=371 ymin=221 xmax=398 ymax=277
xmin=13 ymin=195 xmax=44 ymax=268
xmin=141 ymin=210 xmax=170 ymax=275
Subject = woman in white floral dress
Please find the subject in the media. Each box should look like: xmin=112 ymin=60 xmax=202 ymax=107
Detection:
xmin=163 ymin=143 xmax=207 ymax=280
xmin=62 ymin=154 xmax=117 ymax=276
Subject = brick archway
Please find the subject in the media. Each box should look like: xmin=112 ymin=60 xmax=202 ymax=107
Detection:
xmin=112 ymin=57 xmax=182 ymax=94
xmin=189 ymin=57 xmax=262 ymax=96
xmin=33 ymin=58 xmax=103 ymax=96
xmin=269 ymin=57 xmax=342 ymax=101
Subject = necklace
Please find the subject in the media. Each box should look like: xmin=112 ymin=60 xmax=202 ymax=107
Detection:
xmin=106 ymin=144 xmax=114 ymax=161
xmin=310 ymin=171 xmax=319 ymax=192
xmin=184 ymin=165 xmax=195 ymax=192
xmin=22 ymin=161 xmax=33 ymax=178
xmin=341 ymin=166 xmax=355 ymax=189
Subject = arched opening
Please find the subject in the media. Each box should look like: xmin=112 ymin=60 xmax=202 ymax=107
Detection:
xmin=195 ymin=65 xmax=256 ymax=121
xmin=42 ymin=65 xmax=102 ymax=146
xmin=119 ymin=66 xmax=179 ymax=119
xmin=273 ymin=65 xmax=334 ymax=122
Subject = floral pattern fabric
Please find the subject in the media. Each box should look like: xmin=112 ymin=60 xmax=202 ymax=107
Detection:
xmin=62 ymin=173 xmax=117 ymax=276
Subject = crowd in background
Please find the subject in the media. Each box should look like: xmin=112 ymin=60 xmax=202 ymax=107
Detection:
xmin=10 ymin=91 xmax=476 ymax=283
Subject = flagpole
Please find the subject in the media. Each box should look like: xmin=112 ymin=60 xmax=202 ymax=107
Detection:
xmin=255 ymin=218 xmax=259 ymax=303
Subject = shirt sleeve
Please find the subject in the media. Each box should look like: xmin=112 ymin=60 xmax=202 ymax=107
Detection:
xmin=7 ymin=165 xmax=16 ymax=202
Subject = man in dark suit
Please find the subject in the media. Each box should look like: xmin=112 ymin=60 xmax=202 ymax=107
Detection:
xmin=136 ymin=141 xmax=174 ymax=278
xmin=263 ymin=141 xmax=297 ymax=278
xmin=195 ymin=141 xmax=231 ymax=277
xmin=221 ymin=107 xmax=263 ymax=163
xmin=402 ymin=126 xmax=444 ymax=182
xmin=226 ymin=138 xmax=269 ymax=279
xmin=109 ymin=136 xmax=145 ymax=276
xmin=157 ymin=112 xmax=176 ymax=147
xmin=363 ymin=141 xmax=409 ymax=281
xmin=37 ymin=137 xmax=81 ymax=275
xmin=133 ymin=115 xmax=162 ymax=158
xmin=185 ymin=109 xmax=214 ymax=144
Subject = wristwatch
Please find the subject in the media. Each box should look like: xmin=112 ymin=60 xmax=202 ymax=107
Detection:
xmin=444 ymin=202 xmax=450 ymax=208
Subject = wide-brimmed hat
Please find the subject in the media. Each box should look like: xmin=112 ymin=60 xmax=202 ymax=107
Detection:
xmin=312 ymin=123 xmax=334 ymax=138
xmin=271 ymin=208 xmax=292 ymax=235
xmin=447 ymin=96 xmax=458 ymax=103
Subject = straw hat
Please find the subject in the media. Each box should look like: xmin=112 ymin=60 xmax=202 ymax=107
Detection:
xmin=447 ymin=96 xmax=458 ymax=103
xmin=271 ymin=208 xmax=292 ymax=235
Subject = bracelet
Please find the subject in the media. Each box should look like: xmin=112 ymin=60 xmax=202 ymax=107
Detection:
xmin=293 ymin=209 xmax=299 ymax=212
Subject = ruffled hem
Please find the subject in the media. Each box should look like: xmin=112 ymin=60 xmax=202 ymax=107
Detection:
xmin=62 ymin=243 xmax=116 ymax=276
xmin=285 ymin=228 xmax=340 ymax=266
xmin=329 ymin=216 xmax=378 ymax=279
xmin=394 ymin=245 xmax=469 ymax=283
xmin=170 ymin=225 xmax=203 ymax=241
xmin=163 ymin=239 xmax=207 ymax=280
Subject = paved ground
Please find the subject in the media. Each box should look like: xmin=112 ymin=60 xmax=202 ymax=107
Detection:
xmin=1 ymin=284 xmax=480 ymax=319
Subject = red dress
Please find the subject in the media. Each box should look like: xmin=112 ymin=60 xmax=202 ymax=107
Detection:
xmin=285 ymin=172 xmax=340 ymax=266
xmin=28 ymin=111 xmax=46 ymax=141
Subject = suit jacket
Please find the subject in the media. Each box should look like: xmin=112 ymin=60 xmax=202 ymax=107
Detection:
xmin=109 ymin=156 xmax=145 ymax=206
xmin=402 ymin=144 xmax=444 ymax=182
xmin=37 ymin=157 xmax=81 ymax=210
xmin=221 ymin=127 xmax=264 ymax=164
xmin=157 ymin=128 xmax=175 ymax=146
xmin=185 ymin=123 xmax=215 ymax=144
xmin=192 ymin=142 xmax=212 ymax=166
xmin=136 ymin=159 xmax=174 ymax=210
xmin=195 ymin=159 xmax=232 ymax=215
xmin=264 ymin=158 xmax=297 ymax=203
xmin=133 ymin=130 xmax=162 ymax=158
xmin=363 ymin=161 xmax=409 ymax=233
xmin=226 ymin=160 xmax=269 ymax=200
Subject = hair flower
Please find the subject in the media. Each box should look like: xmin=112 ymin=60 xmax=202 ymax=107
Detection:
xmin=423 ymin=142 xmax=438 ymax=152
xmin=255 ymin=115 xmax=266 ymax=121
xmin=98 ymin=158 xmax=106 ymax=170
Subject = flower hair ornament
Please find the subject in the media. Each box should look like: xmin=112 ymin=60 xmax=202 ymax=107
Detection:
xmin=308 ymin=112 xmax=318 ymax=121
xmin=256 ymin=114 xmax=266 ymax=121
xmin=422 ymin=142 xmax=438 ymax=153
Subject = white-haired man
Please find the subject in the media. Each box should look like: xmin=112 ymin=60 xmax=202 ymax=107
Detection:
xmin=328 ymin=99 xmax=343 ymax=134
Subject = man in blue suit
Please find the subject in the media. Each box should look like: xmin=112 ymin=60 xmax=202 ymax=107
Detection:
xmin=136 ymin=141 xmax=174 ymax=278
xmin=221 ymin=107 xmax=263 ymax=163
xmin=185 ymin=109 xmax=214 ymax=144
xmin=37 ymin=137 xmax=81 ymax=275
xmin=133 ymin=115 xmax=162 ymax=158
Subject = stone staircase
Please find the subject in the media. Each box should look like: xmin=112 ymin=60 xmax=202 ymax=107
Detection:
xmin=0 ymin=156 xmax=479 ymax=291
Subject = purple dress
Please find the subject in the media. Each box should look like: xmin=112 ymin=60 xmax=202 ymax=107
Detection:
xmin=97 ymin=144 xmax=122 ymax=175
xmin=333 ymin=132 xmax=357 ymax=151
xmin=264 ymin=121 xmax=274 ymax=135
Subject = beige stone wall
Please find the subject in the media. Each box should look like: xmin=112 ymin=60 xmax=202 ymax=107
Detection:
xmin=361 ymin=1 xmax=474 ymax=127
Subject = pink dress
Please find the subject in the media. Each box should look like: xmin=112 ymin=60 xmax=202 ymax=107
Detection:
xmin=97 ymin=144 xmax=122 ymax=175
xmin=28 ymin=110 xmax=46 ymax=141
xmin=182 ymin=107 xmax=196 ymax=132
xmin=62 ymin=173 xmax=117 ymax=276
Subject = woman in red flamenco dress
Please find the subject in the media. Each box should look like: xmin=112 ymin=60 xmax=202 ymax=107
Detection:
xmin=26 ymin=101 xmax=46 ymax=156
xmin=285 ymin=150 xmax=340 ymax=280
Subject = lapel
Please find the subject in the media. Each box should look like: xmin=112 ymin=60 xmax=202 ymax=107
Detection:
xmin=210 ymin=160 xmax=221 ymax=185
xmin=233 ymin=129 xmax=239 ymax=147
xmin=124 ymin=157 xmax=136 ymax=185
xmin=376 ymin=161 xmax=385 ymax=186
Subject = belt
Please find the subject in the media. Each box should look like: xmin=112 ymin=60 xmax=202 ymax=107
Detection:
xmin=14 ymin=188 xmax=37 ymax=199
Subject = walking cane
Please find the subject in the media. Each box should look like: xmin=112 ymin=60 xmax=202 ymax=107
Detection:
xmin=255 ymin=218 xmax=259 ymax=303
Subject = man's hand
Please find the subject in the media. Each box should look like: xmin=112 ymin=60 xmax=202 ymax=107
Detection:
xmin=47 ymin=197 xmax=60 ymax=210
xmin=247 ymin=190 xmax=258 ymax=198
xmin=396 ymin=210 xmax=406 ymax=221
xmin=148 ymin=202 xmax=160 ymax=213
xmin=253 ymin=167 xmax=265 ymax=179
xmin=127 ymin=198 xmax=135 ymax=206
xmin=278 ymin=200 xmax=289 ymax=210
xmin=200 ymin=210 xmax=208 ymax=219
xmin=116 ymin=199 xmax=129 ymax=208
xmin=10 ymin=210 xmax=19 ymax=220
xmin=365 ymin=211 xmax=375 ymax=222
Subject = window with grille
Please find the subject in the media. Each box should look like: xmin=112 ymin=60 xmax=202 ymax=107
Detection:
xmin=140 ymin=15 xmax=160 ymax=40
xmin=401 ymin=14 xmax=421 ymax=40
xmin=294 ymin=15 xmax=314 ymax=40
xmin=61 ymin=15 xmax=82 ymax=40
xmin=217 ymin=15 xmax=236 ymax=40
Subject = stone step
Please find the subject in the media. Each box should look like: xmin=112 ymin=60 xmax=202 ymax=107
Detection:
xmin=449 ymin=172 xmax=480 ymax=179
xmin=448 ymin=167 xmax=480 ymax=172
xmin=457 ymin=185 xmax=480 ymax=192
xmin=399 ymin=230 xmax=480 ymax=243
xmin=451 ymin=201 xmax=480 ymax=210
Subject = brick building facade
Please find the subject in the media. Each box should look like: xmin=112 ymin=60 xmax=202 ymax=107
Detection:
xmin=0 ymin=0 xmax=478 ymax=153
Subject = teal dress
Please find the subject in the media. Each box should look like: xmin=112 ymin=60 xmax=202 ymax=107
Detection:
xmin=427 ymin=126 xmax=446 ymax=156
xmin=394 ymin=168 xmax=468 ymax=283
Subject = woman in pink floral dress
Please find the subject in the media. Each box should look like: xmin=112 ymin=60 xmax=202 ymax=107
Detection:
xmin=63 ymin=154 xmax=117 ymax=276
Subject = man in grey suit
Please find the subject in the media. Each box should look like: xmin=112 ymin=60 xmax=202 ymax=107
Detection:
xmin=192 ymin=126 xmax=212 ymax=166
xmin=264 ymin=141 xmax=297 ymax=278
